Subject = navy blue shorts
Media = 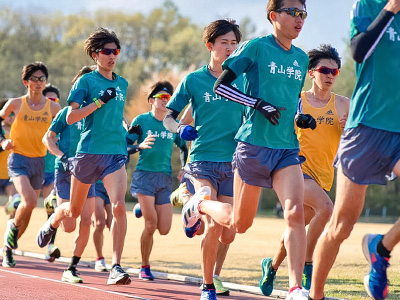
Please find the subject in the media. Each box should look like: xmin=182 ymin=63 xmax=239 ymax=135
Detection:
xmin=130 ymin=170 xmax=172 ymax=205
xmin=54 ymin=168 xmax=96 ymax=200
xmin=95 ymin=182 xmax=111 ymax=205
xmin=183 ymin=161 xmax=234 ymax=197
xmin=232 ymin=141 xmax=304 ymax=188
xmin=0 ymin=179 xmax=12 ymax=194
xmin=8 ymin=153 xmax=44 ymax=190
xmin=43 ymin=172 xmax=55 ymax=187
xmin=334 ymin=125 xmax=400 ymax=185
xmin=70 ymin=153 xmax=127 ymax=184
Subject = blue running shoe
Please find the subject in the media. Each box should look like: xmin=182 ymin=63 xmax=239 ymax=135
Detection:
xmin=259 ymin=258 xmax=276 ymax=296
xmin=302 ymin=263 xmax=313 ymax=290
xmin=139 ymin=266 xmax=155 ymax=281
xmin=133 ymin=203 xmax=142 ymax=218
xmin=185 ymin=218 xmax=202 ymax=238
xmin=182 ymin=186 xmax=210 ymax=228
xmin=362 ymin=234 xmax=389 ymax=300
xmin=4 ymin=219 xmax=18 ymax=250
xmin=200 ymin=289 xmax=217 ymax=300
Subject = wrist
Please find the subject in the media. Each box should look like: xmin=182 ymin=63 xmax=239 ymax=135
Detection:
xmin=93 ymin=98 xmax=102 ymax=108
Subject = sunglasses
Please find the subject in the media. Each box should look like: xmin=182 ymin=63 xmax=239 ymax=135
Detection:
xmin=276 ymin=7 xmax=307 ymax=20
xmin=28 ymin=75 xmax=47 ymax=82
xmin=96 ymin=48 xmax=120 ymax=55
xmin=48 ymin=97 xmax=59 ymax=103
xmin=152 ymin=94 xmax=171 ymax=101
xmin=313 ymin=67 xmax=340 ymax=76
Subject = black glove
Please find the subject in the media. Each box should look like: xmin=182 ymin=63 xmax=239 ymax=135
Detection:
xmin=295 ymin=113 xmax=317 ymax=130
xmin=128 ymin=124 xmax=143 ymax=135
xmin=127 ymin=145 xmax=140 ymax=155
xmin=60 ymin=154 xmax=71 ymax=174
xmin=254 ymin=99 xmax=286 ymax=125
xmin=100 ymin=87 xmax=116 ymax=104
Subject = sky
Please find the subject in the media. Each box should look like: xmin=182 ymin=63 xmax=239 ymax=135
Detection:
xmin=1 ymin=0 xmax=355 ymax=56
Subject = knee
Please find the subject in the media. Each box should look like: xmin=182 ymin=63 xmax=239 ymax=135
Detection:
xmin=95 ymin=220 xmax=106 ymax=231
xmin=144 ymin=221 xmax=157 ymax=234
xmin=68 ymin=207 xmax=81 ymax=219
xmin=220 ymin=229 xmax=235 ymax=245
xmin=62 ymin=220 xmax=76 ymax=233
xmin=158 ymin=227 xmax=170 ymax=236
xmin=284 ymin=204 xmax=305 ymax=228
xmin=79 ymin=216 xmax=92 ymax=228
xmin=235 ymin=219 xmax=253 ymax=234
xmin=317 ymin=201 xmax=334 ymax=221
xmin=326 ymin=220 xmax=354 ymax=242
xmin=111 ymin=202 xmax=126 ymax=218
xmin=205 ymin=221 xmax=223 ymax=238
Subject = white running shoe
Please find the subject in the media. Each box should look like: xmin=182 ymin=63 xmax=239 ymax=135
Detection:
xmin=181 ymin=186 xmax=211 ymax=227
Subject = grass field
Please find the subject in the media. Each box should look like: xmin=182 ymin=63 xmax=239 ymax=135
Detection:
xmin=1 ymin=197 xmax=399 ymax=300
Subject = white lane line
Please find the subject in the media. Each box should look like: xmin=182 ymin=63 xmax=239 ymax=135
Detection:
xmin=0 ymin=268 xmax=154 ymax=300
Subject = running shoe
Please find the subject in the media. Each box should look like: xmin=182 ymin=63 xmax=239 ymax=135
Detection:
xmin=62 ymin=267 xmax=83 ymax=283
xmin=184 ymin=218 xmax=202 ymax=238
xmin=4 ymin=219 xmax=18 ymax=250
xmin=170 ymin=182 xmax=190 ymax=208
xmin=259 ymin=258 xmax=276 ymax=296
xmin=133 ymin=203 xmax=142 ymax=218
xmin=107 ymin=264 xmax=131 ymax=285
xmin=182 ymin=186 xmax=211 ymax=227
xmin=5 ymin=194 xmax=21 ymax=216
xmin=2 ymin=247 xmax=16 ymax=268
xmin=285 ymin=287 xmax=308 ymax=300
xmin=200 ymin=289 xmax=217 ymax=300
xmin=95 ymin=258 xmax=108 ymax=272
xmin=302 ymin=263 xmax=313 ymax=290
xmin=362 ymin=234 xmax=389 ymax=300
xmin=139 ymin=266 xmax=155 ymax=280
xmin=213 ymin=275 xmax=229 ymax=296
xmin=44 ymin=191 xmax=57 ymax=215
xmin=36 ymin=214 xmax=56 ymax=248
xmin=45 ymin=244 xmax=61 ymax=262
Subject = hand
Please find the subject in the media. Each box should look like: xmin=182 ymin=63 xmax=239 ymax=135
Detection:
xmin=339 ymin=113 xmax=347 ymax=130
xmin=254 ymin=99 xmax=286 ymax=125
xmin=60 ymin=154 xmax=71 ymax=174
xmin=177 ymin=169 xmax=185 ymax=181
xmin=99 ymin=87 xmax=116 ymax=104
xmin=177 ymin=125 xmax=198 ymax=141
xmin=128 ymin=124 xmax=143 ymax=135
xmin=295 ymin=113 xmax=317 ymax=130
xmin=138 ymin=135 xmax=156 ymax=150
xmin=0 ymin=139 xmax=13 ymax=151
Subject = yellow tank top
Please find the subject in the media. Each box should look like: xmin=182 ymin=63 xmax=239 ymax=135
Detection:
xmin=10 ymin=96 xmax=52 ymax=157
xmin=0 ymin=131 xmax=11 ymax=179
xmin=296 ymin=92 xmax=341 ymax=191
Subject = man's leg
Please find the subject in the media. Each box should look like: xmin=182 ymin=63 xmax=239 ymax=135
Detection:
xmin=309 ymin=164 xmax=367 ymax=300
xmin=272 ymin=164 xmax=305 ymax=290
xmin=137 ymin=194 xmax=157 ymax=267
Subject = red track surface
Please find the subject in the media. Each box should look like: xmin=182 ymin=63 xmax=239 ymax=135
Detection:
xmin=0 ymin=256 xmax=273 ymax=300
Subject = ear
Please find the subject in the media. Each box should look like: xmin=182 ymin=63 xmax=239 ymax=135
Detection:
xmin=148 ymin=98 xmax=154 ymax=106
xmin=91 ymin=52 xmax=98 ymax=62
xmin=206 ymin=42 xmax=213 ymax=52
xmin=22 ymin=80 xmax=28 ymax=88
xmin=308 ymin=69 xmax=315 ymax=79
xmin=269 ymin=11 xmax=277 ymax=22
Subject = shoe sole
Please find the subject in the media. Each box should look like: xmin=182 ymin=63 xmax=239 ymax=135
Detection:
xmin=95 ymin=267 xmax=108 ymax=272
xmin=139 ymin=275 xmax=154 ymax=281
xmin=361 ymin=234 xmax=373 ymax=266
xmin=2 ymin=261 xmax=16 ymax=268
xmin=107 ymin=275 xmax=131 ymax=285
xmin=61 ymin=277 xmax=83 ymax=283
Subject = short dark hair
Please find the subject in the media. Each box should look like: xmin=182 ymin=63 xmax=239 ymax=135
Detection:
xmin=308 ymin=44 xmax=341 ymax=70
xmin=84 ymin=27 xmax=121 ymax=60
xmin=43 ymin=83 xmax=60 ymax=98
xmin=267 ymin=0 xmax=307 ymax=23
xmin=148 ymin=81 xmax=174 ymax=101
xmin=202 ymin=19 xmax=242 ymax=44
xmin=72 ymin=65 xmax=96 ymax=84
xmin=21 ymin=62 xmax=48 ymax=81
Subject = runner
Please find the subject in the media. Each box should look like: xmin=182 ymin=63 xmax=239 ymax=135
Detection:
xmin=36 ymin=27 xmax=131 ymax=285
xmin=181 ymin=1 xmax=313 ymax=299
xmin=164 ymin=19 xmax=244 ymax=300
xmin=259 ymin=44 xmax=349 ymax=295
xmin=309 ymin=1 xmax=400 ymax=300
xmin=0 ymin=62 xmax=61 ymax=267
xmin=127 ymin=81 xmax=187 ymax=281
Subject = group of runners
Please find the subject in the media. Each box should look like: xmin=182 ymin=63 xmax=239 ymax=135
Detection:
xmin=0 ymin=0 xmax=399 ymax=300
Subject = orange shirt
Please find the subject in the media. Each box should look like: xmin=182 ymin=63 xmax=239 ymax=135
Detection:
xmin=10 ymin=96 xmax=52 ymax=157
xmin=296 ymin=92 xmax=341 ymax=191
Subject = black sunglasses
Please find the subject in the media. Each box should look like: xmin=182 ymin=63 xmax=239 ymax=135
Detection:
xmin=276 ymin=7 xmax=307 ymax=20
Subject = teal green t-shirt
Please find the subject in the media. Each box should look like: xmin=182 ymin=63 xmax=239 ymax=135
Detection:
xmin=126 ymin=112 xmax=185 ymax=176
xmin=167 ymin=65 xmax=245 ymax=162
xmin=348 ymin=0 xmax=400 ymax=132
xmin=222 ymin=35 xmax=308 ymax=149
xmin=44 ymin=151 xmax=56 ymax=173
xmin=49 ymin=107 xmax=84 ymax=170
xmin=67 ymin=70 xmax=128 ymax=154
